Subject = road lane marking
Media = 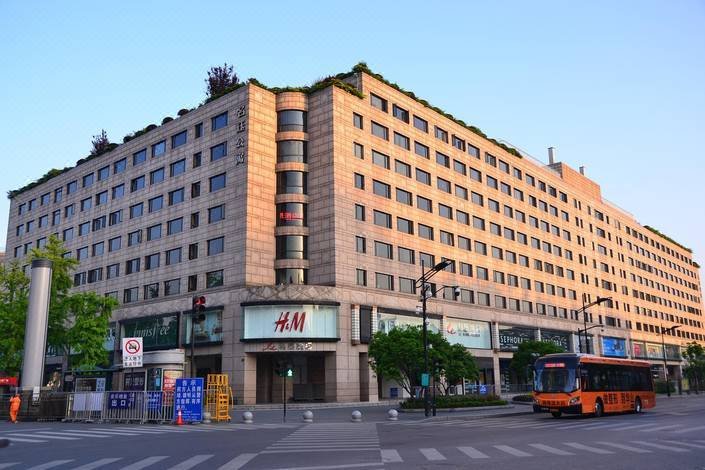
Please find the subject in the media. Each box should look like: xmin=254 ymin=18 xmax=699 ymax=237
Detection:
xmin=607 ymin=423 xmax=663 ymax=431
xmin=217 ymin=453 xmax=258 ymax=470
xmin=420 ymin=448 xmax=446 ymax=461
xmin=67 ymin=429 xmax=142 ymax=436
xmin=494 ymin=445 xmax=532 ymax=457
xmin=27 ymin=461 xmax=74 ymax=470
xmin=71 ymin=458 xmax=123 ymax=470
xmin=0 ymin=464 xmax=20 ymax=469
xmin=261 ymin=448 xmax=381 ymax=453
xmin=168 ymin=454 xmax=214 ymax=470
xmin=662 ymin=440 xmax=705 ymax=450
xmin=597 ymin=442 xmax=652 ymax=453
xmin=35 ymin=431 xmax=109 ymax=439
xmin=638 ymin=425 xmax=682 ymax=432
xmin=9 ymin=433 xmax=78 ymax=441
xmin=630 ymin=441 xmax=690 ymax=453
xmin=457 ymin=446 xmax=490 ymax=459
xmin=557 ymin=422 xmax=630 ymax=430
xmin=564 ymin=442 xmax=614 ymax=454
xmin=118 ymin=456 xmax=168 ymax=470
xmin=4 ymin=436 xmax=47 ymax=443
xmin=381 ymin=449 xmax=403 ymax=463
xmin=528 ymin=443 xmax=575 ymax=455
xmin=673 ymin=425 xmax=705 ymax=434
xmin=269 ymin=464 xmax=385 ymax=470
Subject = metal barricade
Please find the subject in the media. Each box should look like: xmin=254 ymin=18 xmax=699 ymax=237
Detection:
xmin=63 ymin=390 xmax=179 ymax=424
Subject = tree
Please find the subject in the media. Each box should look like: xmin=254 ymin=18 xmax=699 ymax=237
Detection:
xmin=0 ymin=262 xmax=30 ymax=375
xmin=90 ymin=129 xmax=110 ymax=156
xmin=205 ymin=62 xmax=239 ymax=98
xmin=682 ymin=342 xmax=705 ymax=393
xmin=510 ymin=340 xmax=565 ymax=383
xmin=368 ymin=326 xmax=478 ymax=397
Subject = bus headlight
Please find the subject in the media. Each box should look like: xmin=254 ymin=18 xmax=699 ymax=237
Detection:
xmin=569 ymin=397 xmax=580 ymax=405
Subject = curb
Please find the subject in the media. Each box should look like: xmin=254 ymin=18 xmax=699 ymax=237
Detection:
xmin=398 ymin=404 xmax=515 ymax=414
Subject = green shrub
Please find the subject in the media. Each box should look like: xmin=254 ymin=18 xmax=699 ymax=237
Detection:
xmin=512 ymin=394 xmax=534 ymax=402
xmin=161 ymin=116 xmax=173 ymax=124
xmin=654 ymin=380 xmax=676 ymax=394
xmin=400 ymin=394 xmax=506 ymax=409
xmin=177 ymin=108 xmax=190 ymax=116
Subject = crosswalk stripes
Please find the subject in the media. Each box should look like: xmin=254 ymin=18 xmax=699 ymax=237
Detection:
xmin=673 ymin=424 xmax=705 ymax=434
xmin=661 ymin=440 xmax=705 ymax=450
xmin=71 ymin=458 xmax=123 ymax=470
xmin=26 ymin=461 xmax=74 ymax=470
xmin=637 ymin=424 xmax=682 ymax=432
xmin=633 ymin=441 xmax=690 ymax=452
xmin=419 ymin=448 xmax=446 ymax=461
xmin=381 ymin=449 xmax=403 ymax=463
xmin=216 ymin=453 xmax=258 ymax=470
xmin=4 ymin=436 xmax=47 ymax=443
xmin=262 ymin=423 xmax=380 ymax=454
xmin=118 ymin=456 xmax=168 ymax=470
xmin=0 ymin=464 xmax=19 ymax=470
xmin=563 ymin=442 xmax=615 ymax=454
xmin=8 ymin=433 xmax=79 ymax=441
xmin=494 ymin=445 xmax=533 ymax=457
xmin=167 ymin=454 xmax=214 ymax=470
xmin=457 ymin=446 xmax=490 ymax=459
xmin=596 ymin=441 xmax=652 ymax=453
xmin=528 ymin=443 xmax=575 ymax=455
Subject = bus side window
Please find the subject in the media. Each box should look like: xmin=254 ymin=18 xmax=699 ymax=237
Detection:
xmin=580 ymin=370 xmax=589 ymax=391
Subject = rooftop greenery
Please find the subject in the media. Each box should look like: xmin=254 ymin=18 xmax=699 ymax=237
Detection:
xmin=9 ymin=62 xmax=524 ymax=199
xmin=643 ymin=225 xmax=692 ymax=253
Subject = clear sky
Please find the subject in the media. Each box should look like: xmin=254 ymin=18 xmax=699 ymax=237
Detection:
xmin=1 ymin=1 xmax=703 ymax=271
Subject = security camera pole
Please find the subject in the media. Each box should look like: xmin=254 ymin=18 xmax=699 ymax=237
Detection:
xmin=577 ymin=295 xmax=611 ymax=354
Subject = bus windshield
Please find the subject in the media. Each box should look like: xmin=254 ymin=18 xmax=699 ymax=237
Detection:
xmin=534 ymin=358 xmax=578 ymax=393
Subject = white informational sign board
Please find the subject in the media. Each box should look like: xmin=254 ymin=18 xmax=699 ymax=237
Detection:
xmin=122 ymin=337 xmax=143 ymax=368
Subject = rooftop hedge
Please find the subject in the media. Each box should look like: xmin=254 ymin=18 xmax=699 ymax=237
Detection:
xmin=9 ymin=62 xmax=524 ymax=199
xmin=643 ymin=225 xmax=693 ymax=254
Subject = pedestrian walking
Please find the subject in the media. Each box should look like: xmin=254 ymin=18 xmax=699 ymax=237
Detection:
xmin=9 ymin=393 xmax=21 ymax=424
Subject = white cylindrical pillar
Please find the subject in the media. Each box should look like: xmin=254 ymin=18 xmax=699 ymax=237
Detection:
xmin=21 ymin=259 xmax=53 ymax=391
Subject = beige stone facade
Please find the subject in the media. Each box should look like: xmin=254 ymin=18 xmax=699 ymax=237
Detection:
xmin=5 ymin=67 xmax=703 ymax=402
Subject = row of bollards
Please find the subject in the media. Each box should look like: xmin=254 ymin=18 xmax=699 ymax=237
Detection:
xmin=240 ymin=409 xmax=399 ymax=424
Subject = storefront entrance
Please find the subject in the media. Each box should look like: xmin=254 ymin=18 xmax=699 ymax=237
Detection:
xmin=255 ymin=353 xmax=326 ymax=403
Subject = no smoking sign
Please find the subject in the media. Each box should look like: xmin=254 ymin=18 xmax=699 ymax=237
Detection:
xmin=122 ymin=337 xmax=143 ymax=368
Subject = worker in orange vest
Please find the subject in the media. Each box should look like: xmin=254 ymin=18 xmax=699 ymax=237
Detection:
xmin=9 ymin=393 xmax=21 ymax=423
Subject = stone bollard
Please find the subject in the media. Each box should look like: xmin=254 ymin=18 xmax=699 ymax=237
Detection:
xmin=387 ymin=409 xmax=398 ymax=421
xmin=203 ymin=411 xmax=212 ymax=424
xmin=303 ymin=410 xmax=314 ymax=423
xmin=351 ymin=410 xmax=362 ymax=423
xmin=242 ymin=411 xmax=253 ymax=424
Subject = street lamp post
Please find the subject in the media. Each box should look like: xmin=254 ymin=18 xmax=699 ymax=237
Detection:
xmin=576 ymin=295 xmax=612 ymax=354
xmin=416 ymin=259 xmax=453 ymax=418
xmin=660 ymin=324 xmax=680 ymax=397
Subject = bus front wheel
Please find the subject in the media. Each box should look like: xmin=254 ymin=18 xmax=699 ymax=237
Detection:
xmin=594 ymin=399 xmax=604 ymax=418
xmin=634 ymin=397 xmax=642 ymax=414
xmin=551 ymin=411 xmax=562 ymax=418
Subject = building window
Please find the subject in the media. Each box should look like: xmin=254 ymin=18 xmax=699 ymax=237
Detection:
xmin=126 ymin=258 xmax=140 ymax=275
xmin=452 ymin=135 xmax=465 ymax=151
xmin=392 ymin=104 xmax=409 ymax=122
xmin=109 ymin=210 xmax=122 ymax=226
xmin=413 ymin=115 xmax=428 ymax=132
xmin=188 ymin=275 xmax=197 ymax=292
xmin=353 ymin=142 xmax=364 ymax=159
xmin=437 ymin=177 xmax=451 ymax=193
xmin=66 ymin=180 xmax=77 ymax=195
xmin=436 ymin=152 xmax=450 ymax=168
xmin=129 ymin=203 xmax=143 ymax=219
xmin=54 ymin=188 xmax=63 ymax=203
xmin=210 ymin=173 xmax=226 ymax=192
xmin=212 ymin=111 xmax=228 ymax=131
xmin=164 ymin=279 xmax=181 ymax=296
xmin=434 ymin=126 xmax=448 ymax=143
xmin=167 ymin=217 xmax=183 ymax=235
xmin=109 ymin=236 xmax=121 ymax=252
xmin=144 ymin=283 xmax=159 ymax=300
xmin=398 ymin=246 xmax=415 ymax=264
xmin=145 ymin=253 xmax=160 ymax=270
xmin=356 ymin=269 xmax=367 ymax=286
xmin=133 ymin=149 xmax=147 ymax=166
xmin=147 ymin=224 xmax=162 ymax=241
xmin=168 ymin=188 xmax=185 ymax=205
xmin=152 ymin=140 xmax=166 ymax=157
xmin=191 ymin=212 xmax=200 ymax=228
xmin=375 ymin=273 xmax=394 ymax=291
xmin=356 ymin=236 xmax=366 ymax=254
xmin=372 ymin=150 xmax=390 ymax=169
xmin=188 ymin=243 xmax=198 ymax=260
xmin=373 ymin=210 xmax=392 ymax=228
xmin=150 ymin=167 xmax=165 ymax=185
xmin=374 ymin=241 xmax=393 ymax=259
xmin=171 ymin=130 xmax=187 ymax=148
xmin=278 ymin=140 xmax=307 ymax=163
xmin=277 ymin=171 xmax=307 ymax=194
xmin=210 ymin=142 xmax=228 ymax=161
xmin=170 ymin=159 xmax=186 ymax=177
xmin=128 ymin=230 xmax=142 ymax=247
xmin=123 ymin=287 xmax=138 ymax=303
xmin=353 ymin=113 xmax=363 ymax=129
xmin=195 ymin=122 xmax=203 ymax=138
xmin=107 ymin=264 xmax=119 ymax=279
xmin=354 ymin=173 xmax=365 ymax=190
xmin=96 ymin=191 xmax=108 ymax=206
xmin=418 ymin=224 xmax=434 ymax=240
xmin=417 ymin=196 xmax=432 ymax=213
xmin=277 ymin=110 xmax=306 ymax=132
xmin=208 ymin=236 xmax=225 ymax=256
xmin=415 ymin=168 xmax=430 ymax=185
xmin=276 ymin=202 xmax=305 ymax=226
xmin=166 ymin=248 xmax=182 ymax=265
xmin=373 ymin=180 xmax=391 ymax=198
xmin=371 ymin=121 xmax=389 ymax=140
xmin=131 ymin=175 xmax=145 ymax=192
xmin=193 ymin=152 xmax=202 ymax=168
xmin=393 ymin=132 xmax=410 ymax=150
xmin=148 ymin=195 xmax=164 ymax=213
xmin=438 ymin=204 xmax=452 ymax=219
xmin=396 ymin=188 xmax=412 ymax=206
xmin=80 ymin=197 xmax=92 ymax=211
xmin=355 ymin=204 xmax=365 ymax=221
xmin=82 ymin=173 xmax=94 ymax=188
xmin=208 ymin=205 xmax=225 ymax=224
xmin=112 ymin=184 xmax=125 ymax=200
xmin=370 ymin=93 xmax=388 ymax=112
xmin=395 ymin=159 xmax=411 ymax=177
xmin=275 ymin=268 xmax=306 ymax=285
xmin=414 ymin=141 xmax=429 ymax=159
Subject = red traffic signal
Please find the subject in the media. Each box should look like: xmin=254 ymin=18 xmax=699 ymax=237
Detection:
xmin=192 ymin=295 xmax=206 ymax=311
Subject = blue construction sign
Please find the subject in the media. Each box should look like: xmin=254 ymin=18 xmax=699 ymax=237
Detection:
xmin=146 ymin=391 xmax=162 ymax=411
xmin=108 ymin=392 xmax=136 ymax=409
xmin=174 ymin=378 xmax=204 ymax=422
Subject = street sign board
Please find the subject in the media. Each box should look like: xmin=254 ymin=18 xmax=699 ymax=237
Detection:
xmin=108 ymin=392 xmax=136 ymax=409
xmin=421 ymin=373 xmax=430 ymax=387
xmin=122 ymin=337 xmax=143 ymax=368
xmin=174 ymin=378 xmax=204 ymax=423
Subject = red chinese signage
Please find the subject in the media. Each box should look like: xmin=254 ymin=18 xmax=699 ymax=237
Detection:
xmin=279 ymin=211 xmax=303 ymax=222
xmin=0 ymin=377 xmax=19 ymax=386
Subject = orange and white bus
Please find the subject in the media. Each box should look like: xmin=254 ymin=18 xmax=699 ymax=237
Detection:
xmin=533 ymin=353 xmax=655 ymax=418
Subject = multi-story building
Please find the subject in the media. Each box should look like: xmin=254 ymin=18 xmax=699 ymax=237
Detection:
xmin=5 ymin=64 xmax=703 ymax=403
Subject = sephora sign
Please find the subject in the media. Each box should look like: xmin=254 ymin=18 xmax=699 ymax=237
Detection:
xmin=243 ymin=304 xmax=338 ymax=340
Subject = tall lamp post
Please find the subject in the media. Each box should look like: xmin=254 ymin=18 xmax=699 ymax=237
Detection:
xmin=415 ymin=259 xmax=454 ymax=418
xmin=660 ymin=324 xmax=680 ymax=397
xmin=576 ymin=295 xmax=612 ymax=354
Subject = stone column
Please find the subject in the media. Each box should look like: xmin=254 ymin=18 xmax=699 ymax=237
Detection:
xmin=21 ymin=259 xmax=53 ymax=391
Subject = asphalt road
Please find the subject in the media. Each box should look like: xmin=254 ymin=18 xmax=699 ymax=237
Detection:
xmin=1 ymin=395 xmax=704 ymax=469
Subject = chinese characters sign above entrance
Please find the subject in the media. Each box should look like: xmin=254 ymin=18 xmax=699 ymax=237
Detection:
xmin=242 ymin=304 xmax=338 ymax=340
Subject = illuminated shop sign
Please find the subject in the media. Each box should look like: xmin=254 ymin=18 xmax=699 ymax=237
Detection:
xmin=242 ymin=304 xmax=338 ymax=340
xmin=445 ymin=318 xmax=491 ymax=349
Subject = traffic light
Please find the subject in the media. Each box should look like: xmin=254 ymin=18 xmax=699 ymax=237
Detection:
xmin=192 ymin=295 xmax=206 ymax=312
xmin=274 ymin=361 xmax=283 ymax=377
xmin=286 ymin=364 xmax=294 ymax=378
